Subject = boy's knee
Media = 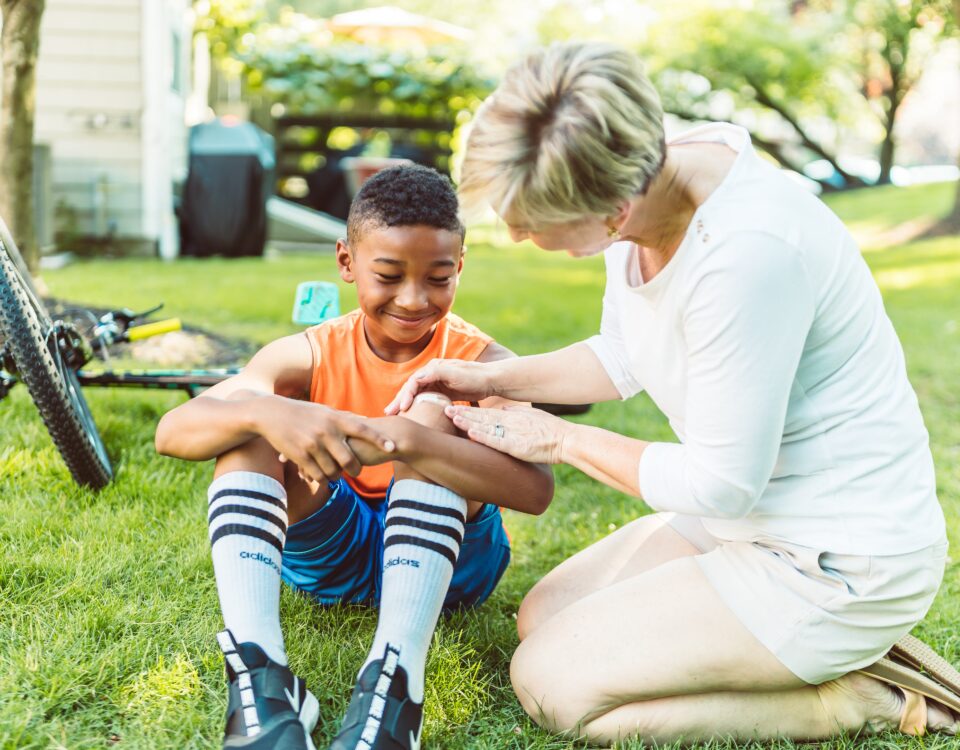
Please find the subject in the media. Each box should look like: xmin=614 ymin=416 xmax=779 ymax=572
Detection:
xmin=214 ymin=436 xmax=283 ymax=482
xmin=213 ymin=437 xmax=332 ymax=524
xmin=399 ymin=392 xmax=456 ymax=435
xmin=393 ymin=393 xmax=457 ymax=484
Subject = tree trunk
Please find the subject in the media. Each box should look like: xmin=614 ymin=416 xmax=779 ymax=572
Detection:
xmin=876 ymin=41 xmax=906 ymax=186
xmin=876 ymin=90 xmax=901 ymax=186
xmin=0 ymin=0 xmax=46 ymax=272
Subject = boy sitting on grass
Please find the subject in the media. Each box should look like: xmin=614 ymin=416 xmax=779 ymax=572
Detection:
xmin=155 ymin=164 xmax=554 ymax=750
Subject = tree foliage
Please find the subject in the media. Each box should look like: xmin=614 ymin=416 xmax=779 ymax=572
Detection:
xmin=647 ymin=0 xmax=957 ymax=188
xmin=840 ymin=0 xmax=956 ymax=182
xmin=194 ymin=0 xmax=264 ymax=62
xmin=651 ymin=3 xmax=848 ymax=180
xmin=241 ymin=39 xmax=493 ymax=120
xmin=193 ymin=2 xmax=494 ymax=120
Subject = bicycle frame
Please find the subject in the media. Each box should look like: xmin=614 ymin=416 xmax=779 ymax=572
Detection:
xmin=76 ymin=367 xmax=238 ymax=396
xmin=0 ymin=305 xmax=241 ymax=401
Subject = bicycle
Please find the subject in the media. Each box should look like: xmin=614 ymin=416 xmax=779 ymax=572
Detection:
xmin=0 ymin=217 xmax=239 ymax=489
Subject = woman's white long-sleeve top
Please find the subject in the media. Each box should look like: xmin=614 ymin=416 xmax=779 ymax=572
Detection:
xmin=585 ymin=123 xmax=945 ymax=555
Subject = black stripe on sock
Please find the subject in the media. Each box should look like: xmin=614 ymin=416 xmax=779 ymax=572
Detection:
xmin=209 ymin=488 xmax=285 ymax=511
xmin=384 ymin=534 xmax=457 ymax=567
xmin=208 ymin=504 xmax=287 ymax=536
xmin=210 ymin=524 xmax=283 ymax=556
xmin=385 ymin=515 xmax=463 ymax=546
xmin=388 ymin=498 xmax=466 ymax=525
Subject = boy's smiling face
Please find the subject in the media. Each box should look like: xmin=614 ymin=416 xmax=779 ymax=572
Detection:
xmin=337 ymin=224 xmax=464 ymax=360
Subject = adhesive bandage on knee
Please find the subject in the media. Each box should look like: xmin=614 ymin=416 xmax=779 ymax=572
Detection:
xmin=413 ymin=392 xmax=452 ymax=408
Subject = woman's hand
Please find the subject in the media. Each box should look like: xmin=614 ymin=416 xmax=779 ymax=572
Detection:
xmin=255 ymin=397 xmax=396 ymax=484
xmin=445 ymin=404 xmax=572 ymax=464
xmin=385 ymin=359 xmax=499 ymax=415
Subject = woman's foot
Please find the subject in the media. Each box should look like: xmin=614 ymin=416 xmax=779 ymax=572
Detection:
xmin=819 ymin=672 xmax=960 ymax=736
xmin=816 ymin=672 xmax=904 ymax=734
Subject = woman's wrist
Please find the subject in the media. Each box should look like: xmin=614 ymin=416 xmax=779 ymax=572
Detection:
xmin=485 ymin=358 xmax=510 ymax=399
xmin=553 ymin=420 xmax=648 ymax=496
xmin=556 ymin=419 xmax=583 ymax=466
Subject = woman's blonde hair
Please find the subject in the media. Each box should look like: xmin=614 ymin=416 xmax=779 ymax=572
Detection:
xmin=460 ymin=42 xmax=665 ymax=226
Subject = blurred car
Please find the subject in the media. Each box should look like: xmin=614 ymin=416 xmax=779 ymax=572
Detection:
xmin=803 ymin=158 xmax=881 ymax=189
xmin=802 ymin=158 xmax=958 ymax=189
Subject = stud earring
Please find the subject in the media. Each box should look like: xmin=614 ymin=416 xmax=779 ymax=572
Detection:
xmin=607 ymin=226 xmax=621 ymax=239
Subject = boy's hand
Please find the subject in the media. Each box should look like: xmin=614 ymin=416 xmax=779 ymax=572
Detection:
xmin=344 ymin=431 xmax=404 ymax=468
xmin=255 ymin=397 xmax=395 ymax=484
xmin=385 ymin=359 xmax=497 ymax=415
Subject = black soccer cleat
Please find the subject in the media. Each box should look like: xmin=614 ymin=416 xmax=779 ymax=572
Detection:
xmin=218 ymin=630 xmax=320 ymax=750
xmin=328 ymin=645 xmax=423 ymax=750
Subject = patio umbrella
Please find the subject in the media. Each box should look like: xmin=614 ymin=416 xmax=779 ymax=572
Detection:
xmin=327 ymin=6 xmax=473 ymax=45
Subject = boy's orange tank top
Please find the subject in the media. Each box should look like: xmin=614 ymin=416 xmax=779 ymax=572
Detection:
xmin=305 ymin=309 xmax=493 ymax=500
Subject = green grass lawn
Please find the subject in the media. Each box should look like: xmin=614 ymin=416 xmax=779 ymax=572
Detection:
xmin=1 ymin=182 xmax=958 ymax=749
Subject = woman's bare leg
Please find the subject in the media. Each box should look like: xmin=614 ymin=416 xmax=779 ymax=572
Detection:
xmin=580 ymin=674 xmax=905 ymax=744
xmin=517 ymin=513 xmax=700 ymax=639
xmin=511 ymin=556 xmax=905 ymax=744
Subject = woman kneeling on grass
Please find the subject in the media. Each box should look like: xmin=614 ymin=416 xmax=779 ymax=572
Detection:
xmin=387 ymin=42 xmax=960 ymax=744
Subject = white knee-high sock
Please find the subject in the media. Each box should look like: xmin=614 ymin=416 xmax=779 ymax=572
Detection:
xmin=208 ymin=471 xmax=288 ymax=666
xmin=363 ymin=479 xmax=467 ymax=703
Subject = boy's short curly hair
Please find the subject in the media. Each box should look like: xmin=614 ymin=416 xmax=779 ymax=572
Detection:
xmin=346 ymin=164 xmax=465 ymax=246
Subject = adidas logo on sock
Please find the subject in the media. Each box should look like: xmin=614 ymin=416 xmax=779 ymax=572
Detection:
xmin=384 ymin=556 xmax=421 ymax=570
xmin=240 ymin=550 xmax=281 ymax=574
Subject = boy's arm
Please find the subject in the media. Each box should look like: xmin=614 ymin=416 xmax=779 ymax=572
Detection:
xmin=375 ymin=341 xmax=555 ymax=515
xmin=155 ymin=334 xmax=553 ymax=511
xmin=154 ymin=333 xmax=395 ymax=480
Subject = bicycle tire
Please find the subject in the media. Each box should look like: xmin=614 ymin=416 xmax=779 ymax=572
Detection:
xmin=0 ymin=241 xmax=112 ymax=489
xmin=0 ymin=215 xmax=48 ymax=325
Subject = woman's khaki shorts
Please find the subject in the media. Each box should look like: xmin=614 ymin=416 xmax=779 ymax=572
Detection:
xmin=667 ymin=512 xmax=949 ymax=685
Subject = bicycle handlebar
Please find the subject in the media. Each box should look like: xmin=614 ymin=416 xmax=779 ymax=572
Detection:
xmin=125 ymin=318 xmax=182 ymax=341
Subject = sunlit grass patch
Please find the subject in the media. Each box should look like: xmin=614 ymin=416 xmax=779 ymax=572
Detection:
xmin=120 ymin=654 xmax=201 ymax=719
xmin=425 ymin=630 xmax=491 ymax=728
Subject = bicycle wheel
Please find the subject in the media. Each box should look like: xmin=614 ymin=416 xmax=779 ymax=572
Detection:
xmin=0 ymin=239 xmax=112 ymax=489
xmin=0 ymin=216 xmax=47 ymax=323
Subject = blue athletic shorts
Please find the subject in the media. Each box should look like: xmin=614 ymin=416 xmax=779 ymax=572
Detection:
xmin=281 ymin=478 xmax=511 ymax=609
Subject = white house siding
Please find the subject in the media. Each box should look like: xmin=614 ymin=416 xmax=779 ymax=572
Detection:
xmin=32 ymin=0 xmax=191 ymax=256
xmin=34 ymin=0 xmax=144 ymax=239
